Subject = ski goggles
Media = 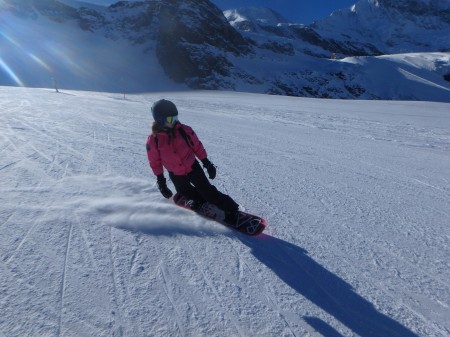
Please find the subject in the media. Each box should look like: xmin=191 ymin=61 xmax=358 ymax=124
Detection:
xmin=166 ymin=115 xmax=178 ymax=125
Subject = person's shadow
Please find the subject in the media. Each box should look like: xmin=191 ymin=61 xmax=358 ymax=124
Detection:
xmin=239 ymin=234 xmax=419 ymax=337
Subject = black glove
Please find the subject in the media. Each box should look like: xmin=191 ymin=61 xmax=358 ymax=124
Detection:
xmin=156 ymin=174 xmax=173 ymax=199
xmin=201 ymin=158 xmax=216 ymax=180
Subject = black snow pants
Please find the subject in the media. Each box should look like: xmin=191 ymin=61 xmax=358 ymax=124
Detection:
xmin=169 ymin=161 xmax=238 ymax=213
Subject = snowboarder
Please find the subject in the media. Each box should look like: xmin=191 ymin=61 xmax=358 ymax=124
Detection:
xmin=146 ymin=99 xmax=240 ymax=225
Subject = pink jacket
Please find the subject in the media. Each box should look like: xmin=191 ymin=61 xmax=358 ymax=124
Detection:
xmin=146 ymin=123 xmax=207 ymax=176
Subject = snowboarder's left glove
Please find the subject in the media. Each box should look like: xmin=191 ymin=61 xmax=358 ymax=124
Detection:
xmin=201 ymin=158 xmax=216 ymax=180
xmin=156 ymin=174 xmax=173 ymax=199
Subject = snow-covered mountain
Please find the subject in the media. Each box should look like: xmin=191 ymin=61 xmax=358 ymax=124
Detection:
xmin=312 ymin=0 xmax=450 ymax=55
xmin=1 ymin=0 xmax=450 ymax=101
xmin=1 ymin=86 xmax=449 ymax=336
xmin=225 ymin=1 xmax=450 ymax=57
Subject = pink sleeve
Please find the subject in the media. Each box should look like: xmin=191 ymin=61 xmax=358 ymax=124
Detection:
xmin=146 ymin=135 xmax=164 ymax=176
xmin=182 ymin=125 xmax=207 ymax=160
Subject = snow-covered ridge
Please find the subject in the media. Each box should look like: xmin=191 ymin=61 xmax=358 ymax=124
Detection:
xmin=224 ymin=7 xmax=289 ymax=26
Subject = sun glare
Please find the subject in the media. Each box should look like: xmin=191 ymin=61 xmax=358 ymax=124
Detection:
xmin=1 ymin=28 xmax=54 ymax=85
xmin=0 ymin=31 xmax=20 ymax=48
xmin=28 ymin=52 xmax=53 ymax=72
xmin=0 ymin=57 xmax=25 ymax=87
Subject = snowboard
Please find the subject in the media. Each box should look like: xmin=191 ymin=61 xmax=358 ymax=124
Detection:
xmin=173 ymin=193 xmax=267 ymax=236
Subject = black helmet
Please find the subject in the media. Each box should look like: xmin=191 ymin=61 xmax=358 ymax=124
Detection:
xmin=152 ymin=99 xmax=178 ymax=125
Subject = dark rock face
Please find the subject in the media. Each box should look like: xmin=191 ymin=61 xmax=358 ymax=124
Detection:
xmin=154 ymin=0 xmax=251 ymax=85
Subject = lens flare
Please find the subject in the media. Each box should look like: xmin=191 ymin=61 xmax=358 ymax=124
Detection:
xmin=28 ymin=52 xmax=53 ymax=72
xmin=0 ymin=57 xmax=25 ymax=87
xmin=1 ymin=30 xmax=54 ymax=72
xmin=0 ymin=31 xmax=20 ymax=48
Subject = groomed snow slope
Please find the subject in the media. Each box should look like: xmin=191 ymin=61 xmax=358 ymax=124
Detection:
xmin=0 ymin=87 xmax=449 ymax=337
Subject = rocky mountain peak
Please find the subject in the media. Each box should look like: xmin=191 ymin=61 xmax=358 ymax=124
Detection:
xmin=225 ymin=7 xmax=288 ymax=26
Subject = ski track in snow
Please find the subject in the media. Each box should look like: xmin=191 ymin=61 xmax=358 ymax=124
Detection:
xmin=0 ymin=87 xmax=449 ymax=337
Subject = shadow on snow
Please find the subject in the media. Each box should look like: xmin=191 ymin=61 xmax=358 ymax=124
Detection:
xmin=240 ymin=234 xmax=419 ymax=337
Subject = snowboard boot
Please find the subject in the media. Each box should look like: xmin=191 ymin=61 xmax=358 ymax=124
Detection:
xmin=189 ymin=199 xmax=205 ymax=212
xmin=224 ymin=209 xmax=239 ymax=227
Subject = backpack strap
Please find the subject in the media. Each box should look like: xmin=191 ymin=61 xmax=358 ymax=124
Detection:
xmin=152 ymin=125 xmax=193 ymax=150
xmin=178 ymin=126 xmax=194 ymax=147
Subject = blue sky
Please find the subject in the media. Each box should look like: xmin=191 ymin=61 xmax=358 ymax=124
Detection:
xmin=84 ymin=0 xmax=357 ymax=24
